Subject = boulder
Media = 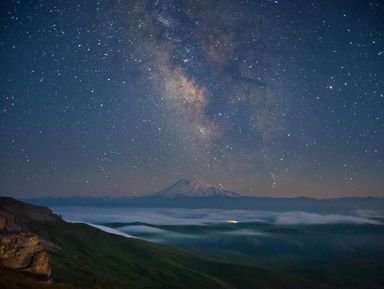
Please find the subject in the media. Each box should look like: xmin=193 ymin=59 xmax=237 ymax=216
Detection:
xmin=0 ymin=232 xmax=51 ymax=280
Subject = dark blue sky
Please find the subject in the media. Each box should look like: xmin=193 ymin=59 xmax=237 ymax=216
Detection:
xmin=0 ymin=0 xmax=383 ymax=197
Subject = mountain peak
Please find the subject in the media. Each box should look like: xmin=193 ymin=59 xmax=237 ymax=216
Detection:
xmin=173 ymin=178 xmax=206 ymax=188
xmin=151 ymin=179 xmax=242 ymax=198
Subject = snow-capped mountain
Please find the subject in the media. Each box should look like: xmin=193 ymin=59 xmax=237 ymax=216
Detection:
xmin=151 ymin=179 xmax=242 ymax=198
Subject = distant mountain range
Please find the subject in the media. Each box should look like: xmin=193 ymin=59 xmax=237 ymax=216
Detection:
xmin=22 ymin=178 xmax=384 ymax=213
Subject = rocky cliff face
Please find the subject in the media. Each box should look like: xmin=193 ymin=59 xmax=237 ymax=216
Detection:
xmin=0 ymin=232 xmax=51 ymax=279
xmin=0 ymin=197 xmax=56 ymax=282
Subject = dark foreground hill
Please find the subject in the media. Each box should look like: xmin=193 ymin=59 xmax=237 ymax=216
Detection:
xmin=0 ymin=197 xmax=327 ymax=289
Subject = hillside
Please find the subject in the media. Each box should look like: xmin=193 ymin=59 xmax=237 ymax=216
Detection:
xmin=0 ymin=197 xmax=327 ymax=289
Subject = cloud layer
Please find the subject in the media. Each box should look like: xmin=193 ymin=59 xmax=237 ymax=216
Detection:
xmin=56 ymin=207 xmax=384 ymax=225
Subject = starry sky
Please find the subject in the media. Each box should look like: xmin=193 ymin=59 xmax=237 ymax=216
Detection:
xmin=0 ymin=0 xmax=383 ymax=198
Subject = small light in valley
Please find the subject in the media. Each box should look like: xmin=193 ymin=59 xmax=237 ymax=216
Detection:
xmin=226 ymin=220 xmax=238 ymax=224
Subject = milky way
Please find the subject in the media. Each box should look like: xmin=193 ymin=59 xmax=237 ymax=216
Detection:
xmin=0 ymin=0 xmax=383 ymax=197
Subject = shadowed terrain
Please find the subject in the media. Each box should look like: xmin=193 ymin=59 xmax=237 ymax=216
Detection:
xmin=0 ymin=197 xmax=329 ymax=289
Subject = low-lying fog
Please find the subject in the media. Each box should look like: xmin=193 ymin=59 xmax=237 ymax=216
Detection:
xmin=52 ymin=207 xmax=384 ymax=244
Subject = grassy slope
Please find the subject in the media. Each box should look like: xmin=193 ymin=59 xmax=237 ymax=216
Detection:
xmin=0 ymin=268 xmax=75 ymax=289
xmin=23 ymin=220 xmax=326 ymax=289
xmin=108 ymin=222 xmax=384 ymax=289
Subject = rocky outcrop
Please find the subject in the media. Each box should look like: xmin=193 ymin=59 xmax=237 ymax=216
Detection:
xmin=0 ymin=232 xmax=51 ymax=280
xmin=0 ymin=197 xmax=58 ymax=283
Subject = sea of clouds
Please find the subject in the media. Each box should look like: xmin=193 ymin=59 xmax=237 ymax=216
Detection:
xmin=53 ymin=207 xmax=383 ymax=225
xmin=51 ymin=207 xmax=383 ymax=243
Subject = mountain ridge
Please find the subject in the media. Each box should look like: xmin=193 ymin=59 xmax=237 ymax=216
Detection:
xmin=16 ymin=179 xmax=384 ymax=212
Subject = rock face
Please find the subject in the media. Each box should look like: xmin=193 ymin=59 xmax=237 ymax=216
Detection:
xmin=0 ymin=232 xmax=51 ymax=278
xmin=0 ymin=197 xmax=56 ymax=282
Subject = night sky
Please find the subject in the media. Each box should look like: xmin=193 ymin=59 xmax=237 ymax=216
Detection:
xmin=0 ymin=0 xmax=383 ymax=198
